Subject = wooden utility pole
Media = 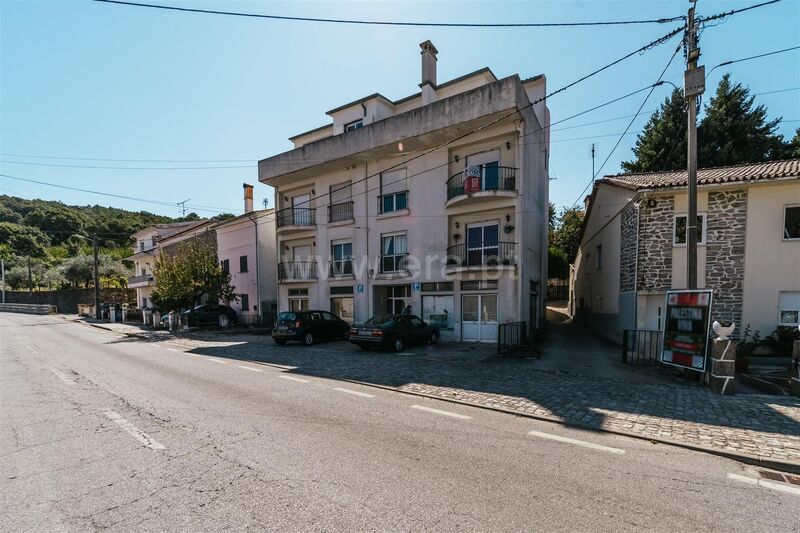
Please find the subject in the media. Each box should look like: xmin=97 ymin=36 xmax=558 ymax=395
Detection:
xmin=684 ymin=3 xmax=705 ymax=290
xmin=93 ymin=233 xmax=101 ymax=319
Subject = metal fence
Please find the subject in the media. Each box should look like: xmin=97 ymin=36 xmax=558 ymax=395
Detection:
xmin=328 ymin=201 xmax=353 ymax=223
xmin=547 ymin=280 xmax=569 ymax=300
xmin=622 ymin=329 xmax=663 ymax=365
xmin=498 ymin=321 xmax=529 ymax=355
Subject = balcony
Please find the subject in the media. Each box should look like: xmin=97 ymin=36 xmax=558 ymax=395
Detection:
xmin=379 ymin=253 xmax=409 ymax=274
xmin=446 ymin=165 xmax=517 ymax=207
xmin=127 ymin=274 xmax=155 ymax=289
xmin=445 ymin=242 xmax=517 ymax=272
xmin=329 ymin=259 xmax=354 ymax=278
xmin=276 ymin=207 xmax=316 ymax=233
xmin=278 ymin=261 xmax=319 ymax=282
xmin=328 ymin=201 xmax=354 ymax=224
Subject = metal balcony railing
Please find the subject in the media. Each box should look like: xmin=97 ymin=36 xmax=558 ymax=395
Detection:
xmin=328 ymin=201 xmax=354 ymax=223
xmin=446 ymin=165 xmax=517 ymax=201
xmin=445 ymin=241 xmax=516 ymax=268
xmin=277 ymin=261 xmax=318 ymax=281
xmin=127 ymin=274 xmax=155 ymax=286
xmin=276 ymin=207 xmax=316 ymax=228
xmin=379 ymin=253 xmax=409 ymax=273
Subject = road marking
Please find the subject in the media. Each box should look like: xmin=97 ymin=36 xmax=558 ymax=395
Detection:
xmin=50 ymin=368 xmax=74 ymax=385
xmin=278 ymin=375 xmax=310 ymax=383
xmin=238 ymin=365 xmax=262 ymax=372
xmin=410 ymin=404 xmax=472 ymax=420
xmin=333 ymin=387 xmax=375 ymax=398
xmin=166 ymin=348 xmax=180 ymax=352
xmin=527 ymin=430 xmax=625 ymax=455
xmin=727 ymin=473 xmax=800 ymax=496
xmin=207 ymin=357 xmax=228 ymax=364
xmin=103 ymin=410 xmax=165 ymax=450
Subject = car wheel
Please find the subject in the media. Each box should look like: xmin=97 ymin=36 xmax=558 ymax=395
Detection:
xmin=302 ymin=332 xmax=315 ymax=346
xmin=429 ymin=332 xmax=439 ymax=345
xmin=273 ymin=338 xmax=287 ymax=346
xmin=392 ymin=337 xmax=404 ymax=352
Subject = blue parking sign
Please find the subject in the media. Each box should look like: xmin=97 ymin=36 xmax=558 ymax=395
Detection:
xmin=412 ymin=282 xmax=421 ymax=292
xmin=356 ymin=284 xmax=364 ymax=293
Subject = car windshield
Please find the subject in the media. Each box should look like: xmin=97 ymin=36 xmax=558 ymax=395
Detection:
xmin=365 ymin=315 xmax=394 ymax=326
xmin=277 ymin=312 xmax=296 ymax=321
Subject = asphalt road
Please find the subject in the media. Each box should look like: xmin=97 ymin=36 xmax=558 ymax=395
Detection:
xmin=1 ymin=313 xmax=798 ymax=532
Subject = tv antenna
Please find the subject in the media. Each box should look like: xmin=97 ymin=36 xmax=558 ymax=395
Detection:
xmin=177 ymin=198 xmax=191 ymax=216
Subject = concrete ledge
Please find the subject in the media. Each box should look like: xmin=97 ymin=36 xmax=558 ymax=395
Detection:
xmin=0 ymin=303 xmax=57 ymax=315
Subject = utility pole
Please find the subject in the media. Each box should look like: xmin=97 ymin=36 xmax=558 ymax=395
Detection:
xmin=591 ymin=143 xmax=596 ymax=180
xmin=1 ymin=258 xmax=5 ymax=303
xmin=27 ymin=256 xmax=32 ymax=293
xmin=684 ymin=2 xmax=705 ymax=290
xmin=93 ymin=233 xmax=101 ymax=319
xmin=177 ymin=199 xmax=191 ymax=217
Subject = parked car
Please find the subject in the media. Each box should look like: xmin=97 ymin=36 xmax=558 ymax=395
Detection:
xmin=272 ymin=310 xmax=350 ymax=345
xmin=182 ymin=304 xmax=238 ymax=328
xmin=349 ymin=314 xmax=439 ymax=352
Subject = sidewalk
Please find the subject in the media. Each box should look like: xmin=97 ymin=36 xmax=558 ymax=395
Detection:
xmin=71 ymin=316 xmax=800 ymax=469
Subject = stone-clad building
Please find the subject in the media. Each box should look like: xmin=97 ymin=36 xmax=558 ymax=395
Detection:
xmin=569 ymin=159 xmax=800 ymax=343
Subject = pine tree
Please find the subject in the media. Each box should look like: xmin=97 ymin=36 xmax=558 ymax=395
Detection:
xmin=698 ymin=73 xmax=784 ymax=167
xmin=621 ymin=88 xmax=687 ymax=173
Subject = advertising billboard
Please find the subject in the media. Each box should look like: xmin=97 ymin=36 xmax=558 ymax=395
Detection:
xmin=661 ymin=290 xmax=713 ymax=371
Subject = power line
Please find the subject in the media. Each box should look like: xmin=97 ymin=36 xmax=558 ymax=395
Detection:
xmin=93 ymin=0 xmax=685 ymax=27
xmin=706 ymin=45 xmax=800 ymax=78
xmin=698 ymin=0 xmax=784 ymax=24
xmin=0 ymin=159 xmax=254 ymax=170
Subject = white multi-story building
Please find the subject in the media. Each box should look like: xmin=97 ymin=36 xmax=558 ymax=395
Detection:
xmin=258 ymin=41 xmax=550 ymax=341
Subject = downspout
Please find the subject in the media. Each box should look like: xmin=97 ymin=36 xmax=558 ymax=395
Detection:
xmin=247 ymin=213 xmax=261 ymax=322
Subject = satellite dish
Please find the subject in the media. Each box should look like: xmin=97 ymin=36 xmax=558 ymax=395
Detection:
xmin=712 ymin=321 xmax=735 ymax=340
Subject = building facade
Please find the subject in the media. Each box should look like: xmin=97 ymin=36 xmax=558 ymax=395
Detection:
xmin=258 ymin=41 xmax=550 ymax=341
xmin=570 ymin=159 xmax=800 ymax=343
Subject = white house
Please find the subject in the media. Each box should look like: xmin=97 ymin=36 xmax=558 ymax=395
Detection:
xmin=257 ymin=41 xmax=550 ymax=341
xmin=571 ymin=159 xmax=800 ymax=343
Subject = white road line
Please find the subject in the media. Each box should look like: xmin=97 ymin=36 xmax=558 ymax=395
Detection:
xmin=727 ymin=473 xmax=800 ymax=497
xmin=410 ymin=404 xmax=472 ymax=420
xmin=278 ymin=375 xmax=310 ymax=383
xmin=50 ymin=368 xmax=74 ymax=385
xmin=333 ymin=387 xmax=375 ymax=398
xmin=237 ymin=365 xmax=262 ymax=372
xmin=527 ymin=430 xmax=625 ymax=455
xmin=103 ymin=410 xmax=165 ymax=450
xmin=207 ymin=357 xmax=228 ymax=364
xmin=166 ymin=348 xmax=180 ymax=352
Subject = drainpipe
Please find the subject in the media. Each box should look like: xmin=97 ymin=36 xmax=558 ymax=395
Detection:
xmin=247 ymin=213 xmax=261 ymax=323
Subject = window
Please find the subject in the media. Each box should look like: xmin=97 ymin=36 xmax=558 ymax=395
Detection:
xmin=465 ymin=222 xmax=500 ymax=266
xmin=142 ymin=297 xmax=148 ymax=308
xmin=139 ymin=240 xmax=145 ymax=251
xmin=779 ymin=291 xmax=800 ymax=325
xmin=784 ymin=206 xmax=800 ymax=240
xmin=381 ymin=233 xmax=408 ymax=273
xmin=595 ymin=295 xmax=603 ymax=311
xmin=240 ymin=293 xmax=249 ymax=311
xmin=288 ymin=288 xmax=309 ymax=296
xmin=345 ymin=119 xmax=363 ymax=132
xmin=379 ymin=169 xmax=408 ymax=213
xmin=595 ymin=244 xmax=603 ymax=270
xmin=239 ymin=255 xmax=248 ymax=273
xmin=289 ymin=298 xmax=309 ymax=312
xmin=330 ymin=285 xmax=354 ymax=295
xmin=329 ymin=181 xmax=353 ymax=222
xmin=460 ymin=280 xmax=498 ymax=290
xmin=221 ymin=259 xmax=230 ymax=274
xmin=410 ymin=317 xmax=424 ymax=327
xmin=585 ymin=253 xmax=591 ymax=275
xmin=422 ymin=294 xmax=453 ymax=329
xmin=330 ymin=242 xmax=353 ymax=276
xmin=674 ymin=214 xmax=707 ymax=245
xmin=421 ymin=282 xmax=454 ymax=292
xmin=330 ymin=297 xmax=354 ymax=323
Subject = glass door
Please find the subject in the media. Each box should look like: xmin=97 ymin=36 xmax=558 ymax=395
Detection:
xmin=461 ymin=294 xmax=498 ymax=342
xmin=466 ymin=222 xmax=499 ymax=266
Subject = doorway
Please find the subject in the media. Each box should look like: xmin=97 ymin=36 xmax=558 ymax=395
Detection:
xmin=292 ymin=195 xmax=311 ymax=225
xmin=462 ymin=293 xmax=498 ymax=341
xmin=387 ymin=285 xmax=410 ymax=315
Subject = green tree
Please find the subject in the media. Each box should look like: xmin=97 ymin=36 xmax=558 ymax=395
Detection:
xmin=698 ymin=74 xmax=784 ymax=167
xmin=551 ymin=207 xmax=585 ymax=264
xmin=0 ymin=222 xmax=50 ymax=258
xmin=548 ymin=245 xmax=569 ymax=279
xmin=0 ymin=206 xmax=22 ymax=224
xmin=60 ymin=255 xmax=95 ymax=288
xmin=622 ymin=88 xmax=687 ymax=173
xmin=151 ymin=239 xmax=235 ymax=312
xmin=23 ymin=206 xmax=88 ymax=244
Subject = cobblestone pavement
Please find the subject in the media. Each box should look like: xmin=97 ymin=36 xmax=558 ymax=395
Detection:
xmin=75 ymin=317 xmax=800 ymax=465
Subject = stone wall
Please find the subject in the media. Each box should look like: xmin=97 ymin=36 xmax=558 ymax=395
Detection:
xmin=4 ymin=288 xmax=136 ymax=314
xmin=705 ymin=189 xmax=747 ymax=337
xmin=637 ymin=196 xmax=674 ymax=292
xmin=619 ymin=202 xmax=638 ymax=293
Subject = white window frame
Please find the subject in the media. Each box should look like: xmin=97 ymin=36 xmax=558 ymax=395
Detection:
xmin=380 ymin=232 xmax=408 ymax=273
xmin=673 ymin=213 xmax=707 ymax=246
xmin=330 ymin=240 xmax=353 ymax=277
xmin=344 ymin=119 xmax=363 ymax=132
xmin=778 ymin=291 xmax=800 ymax=326
xmin=783 ymin=204 xmax=800 ymax=241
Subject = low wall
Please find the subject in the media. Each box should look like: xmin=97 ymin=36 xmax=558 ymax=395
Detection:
xmin=0 ymin=303 xmax=56 ymax=315
xmin=3 ymin=288 xmax=136 ymax=314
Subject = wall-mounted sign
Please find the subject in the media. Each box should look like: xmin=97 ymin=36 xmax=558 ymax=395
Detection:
xmin=356 ymin=284 xmax=364 ymax=294
xmin=661 ymin=290 xmax=713 ymax=371
xmin=411 ymin=282 xmax=421 ymax=292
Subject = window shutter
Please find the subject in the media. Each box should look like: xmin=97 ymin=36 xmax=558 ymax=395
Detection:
xmin=330 ymin=181 xmax=352 ymax=204
xmin=381 ymin=169 xmax=407 ymax=195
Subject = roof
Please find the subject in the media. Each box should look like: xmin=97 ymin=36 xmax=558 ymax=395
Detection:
xmin=288 ymin=123 xmax=333 ymax=142
xmin=212 ymin=209 xmax=274 ymax=230
xmin=130 ymin=221 xmax=199 ymax=238
xmin=156 ymin=219 xmax=213 ymax=244
xmin=325 ymin=93 xmax=395 ymax=116
xmin=602 ymin=159 xmax=800 ymax=190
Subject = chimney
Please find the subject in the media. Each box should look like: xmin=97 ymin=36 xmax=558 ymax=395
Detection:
xmin=419 ymin=40 xmax=438 ymax=105
xmin=243 ymin=183 xmax=254 ymax=213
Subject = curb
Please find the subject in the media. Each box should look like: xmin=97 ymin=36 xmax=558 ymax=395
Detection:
xmin=65 ymin=317 xmax=800 ymax=475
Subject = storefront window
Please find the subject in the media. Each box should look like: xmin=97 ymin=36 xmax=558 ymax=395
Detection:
xmin=422 ymin=295 xmax=454 ymax=329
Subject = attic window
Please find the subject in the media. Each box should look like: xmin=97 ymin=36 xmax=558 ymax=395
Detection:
xmin=345 ymin=119 xmax=363 ymax=132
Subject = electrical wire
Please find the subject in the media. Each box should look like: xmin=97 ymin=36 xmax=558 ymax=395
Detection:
xmin=698 ymin=0 xmax=784 ymax=24
xmin=706 ymin=45 xmax=800 ymax=79
xmin=92 ymin=0 xmax=685 ymax=27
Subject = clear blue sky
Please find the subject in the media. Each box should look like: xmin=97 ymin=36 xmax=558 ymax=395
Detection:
xmin=2 ymin=0 xmax=798 ymax=218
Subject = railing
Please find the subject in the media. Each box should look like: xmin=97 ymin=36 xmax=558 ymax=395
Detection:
xmin=127 ymin=274 xmax=155 ymax=286
xmin=379 ymin=253 xmax=409 ymax=273
xmin=447 ymin=165 xmax=517 ymax=200
xmin=377 ymin=190 xmax=408 ymax=214
xmin=547 ymin=280 xmax=569 ymax=300
xmin=445 ymin=242 xmax=516 ymax=268
xmin=328 ymin=201 xmax=353 ymax=223
xmin=277 ymin=261 xmax=319 ymax=281
xmin=276 ymin=207 xmax=316 ymax=228
xmin=498 ymin=321 xmax=530 ymax=355
xmin=622 ymin=330 xmax=663 ymax=365
xmin=329 ymin=259 xmax=354 ymax=277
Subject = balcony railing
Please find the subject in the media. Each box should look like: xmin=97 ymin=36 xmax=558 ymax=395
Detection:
xmin=328 ymin=201 xmax=354 ymax=223
xmin=377 ymin=190 xmax=408 ymax=214
xmin=278 ymin=261 xmax=318 ymax=282
xmin=127 ymin=274 xmax=155 ymax=286
xmin=329 ymin=259 xmax=354 ymax=277
xmin=379 ymin=253 xmax=409 ymax=274
xmin=276 ymin=207 xmax=316 ymax=228
xmin=446 ymin=165 xmax=517 ymax=201
xmin=445 ymin=241 xmax=516 ymax=268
